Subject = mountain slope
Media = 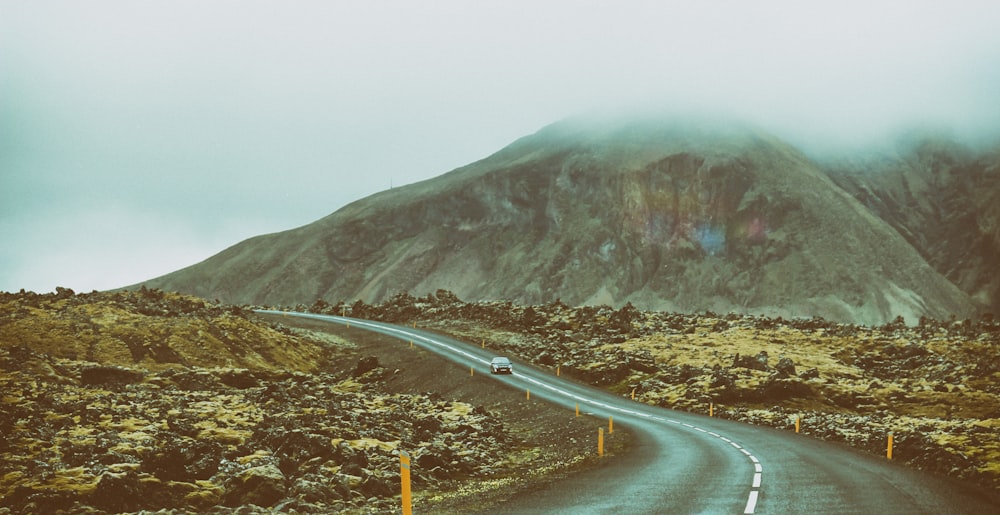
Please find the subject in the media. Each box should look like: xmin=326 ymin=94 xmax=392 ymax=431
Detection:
xmin=137 ymin=115 xmax=977 ymax=324
xmin=822 ymin=137 xmax=1000 ymax=315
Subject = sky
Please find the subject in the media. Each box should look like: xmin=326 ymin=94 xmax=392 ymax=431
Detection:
xmin=3 ymin=0 xmax=1000 ymax=294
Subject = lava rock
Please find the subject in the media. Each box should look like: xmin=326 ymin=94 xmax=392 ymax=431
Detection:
xmin=733 ymin=351 xmax=770 ymax=371
xmin=80 ymin=365 xmax=144 ymax=386
xmin=775 ymin=357 xmax=797 ymax=377
xmin=353 ymin=356 xmax=380 ymax=377
xmin=223 ymin=464 xmax=287 ymax=508
xmin=91 ymin=471 xmax=143 ymax=512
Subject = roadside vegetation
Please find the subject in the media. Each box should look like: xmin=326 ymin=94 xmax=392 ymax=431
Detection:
xmin=3 ymin=286 xmax=995 ymax=513
xmin=306 ymin=289 xmax=1000 ymax=492
xmin=0 ymin=288 xmax=611 ymax=513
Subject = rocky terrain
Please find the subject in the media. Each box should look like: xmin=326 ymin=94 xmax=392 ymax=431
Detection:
xmin=133 ymin=115 xmax=987 ymax=325
xmin=0 ymin=288 xmax=619 ymax=513
xmin=307 ymin=289 xmax=1000 ymax=492
xmin=3 ymin=286 xmax=996 ymax=513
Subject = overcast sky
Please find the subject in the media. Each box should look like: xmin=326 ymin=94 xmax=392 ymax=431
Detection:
xmin=3 ymin=1 xmax=1000 ymax=294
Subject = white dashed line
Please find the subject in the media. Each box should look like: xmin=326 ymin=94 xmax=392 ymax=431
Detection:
xmin=744 ymin=490 xmax=759 ymax=514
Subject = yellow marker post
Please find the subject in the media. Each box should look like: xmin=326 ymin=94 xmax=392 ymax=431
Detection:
xmin=609 ymin=416 xmax=614 ymax=434
xmin=399 ymin=450 xmax=412 ymax=515
xmin=887 ymin=433 xmax=894 ymax=460
xmin=795 ymin=416 xmax=801 ymax=434
xmin=526 ymin=389 xmax=530 ymax=401
xmin=481 ymin=339 xmax=485 ymax=348
xmin=575 ymin=403 xmax=580 ymax=417
xmin=631 ymin=388 xmax=635 ymax=400
xmin=470 ymin=366 xmax=474 ymax=377
xmin=598 ymin=428 xmax=604 ymax=457
xmin=556 ymin=365 xmax=560 ymax=377
xmin=710 ymin=402 xmax=714 ymax=417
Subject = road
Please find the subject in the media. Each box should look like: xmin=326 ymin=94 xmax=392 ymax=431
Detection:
xmin=262 ymin=311 xmax=1000 ymax=513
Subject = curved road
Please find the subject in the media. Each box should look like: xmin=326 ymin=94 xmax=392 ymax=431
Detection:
xmin=263 ymin=311 xmax=1000 ymax=513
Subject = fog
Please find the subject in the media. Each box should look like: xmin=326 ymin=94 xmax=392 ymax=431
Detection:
xmin=3 ymin=1 xmax=999 ymax=293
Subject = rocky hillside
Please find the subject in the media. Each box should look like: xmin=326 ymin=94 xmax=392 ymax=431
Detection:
xmin=823 ymin=137 xmax=1000 ymax=315
xmin=0 ymin=289 xmax=610 ymax=513
xmin=134 ymin=115 xmax=979 ymax=325
xmin=313 ymin=290 xmax=1000 ymax=492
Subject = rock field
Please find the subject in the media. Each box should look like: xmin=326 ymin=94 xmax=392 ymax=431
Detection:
xmin=0 ymin=289 xmax=613 ymax=513
xmin=3 ymin=286 xmax=996 ymax=513
xmin=320 ymin=290 xmax=1000 ymax=492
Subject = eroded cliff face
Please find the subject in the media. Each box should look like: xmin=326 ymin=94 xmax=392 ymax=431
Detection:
xmin=138 ymin=116 xmax=979 ymax=324
xmin=824 ymin=139 xmax=1000 ymax=315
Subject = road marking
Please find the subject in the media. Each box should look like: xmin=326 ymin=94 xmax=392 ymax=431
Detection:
xmin=744 ymin=490 xmax=759 ymax=514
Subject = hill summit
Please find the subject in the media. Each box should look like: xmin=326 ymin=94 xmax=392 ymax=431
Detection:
xmin=137 ymin=115 xmax=980 ymax=324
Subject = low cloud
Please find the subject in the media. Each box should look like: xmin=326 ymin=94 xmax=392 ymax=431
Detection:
xmin=3 ymin=1 xmax=1000 ymax=291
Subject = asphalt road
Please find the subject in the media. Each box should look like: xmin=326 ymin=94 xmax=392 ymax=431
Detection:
xmin=263 ymin=311 xmax=1000 ymax=514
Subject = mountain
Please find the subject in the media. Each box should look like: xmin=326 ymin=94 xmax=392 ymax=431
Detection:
xmin=135 ymin=115 xmax=979 ymax=324
xmin=821 ymin=135 xmax=1000 ymax=315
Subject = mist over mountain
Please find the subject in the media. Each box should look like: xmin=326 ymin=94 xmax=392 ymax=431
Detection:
xmin=135 ymin=115 xmax=988 ymax=324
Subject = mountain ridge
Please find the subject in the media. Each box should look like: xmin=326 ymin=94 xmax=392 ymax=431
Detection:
xmin=135 ymin=116 xmax=987 ymax=324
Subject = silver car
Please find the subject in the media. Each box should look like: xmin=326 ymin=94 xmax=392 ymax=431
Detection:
xmin=490 ymin=357 xmax=513 ymax=374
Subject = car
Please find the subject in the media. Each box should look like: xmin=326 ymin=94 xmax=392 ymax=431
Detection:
xmin=490 ymin=357 xmax=513 ymax=375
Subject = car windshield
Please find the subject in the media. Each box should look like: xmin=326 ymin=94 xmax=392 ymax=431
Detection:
xmin=492 ymin=358 xmax=510 ymax=364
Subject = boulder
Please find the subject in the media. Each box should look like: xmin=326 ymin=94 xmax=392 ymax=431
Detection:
xmin=80 ymin=365 xmax=144 ymax=386
xmin=733 ymin=351 xmax=769 ymax=371
xmin=223 ymin=464 xmax=286 ymax=508
xmin=353 ymin=356 xmax=380 ymax=377
xmin=359 ymin=476 xmax=394 ymax=498
xmin=91 ymin=471 xmax=142 ymax=512
xmin=775 ymin=357 xmax=797 ymax=377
